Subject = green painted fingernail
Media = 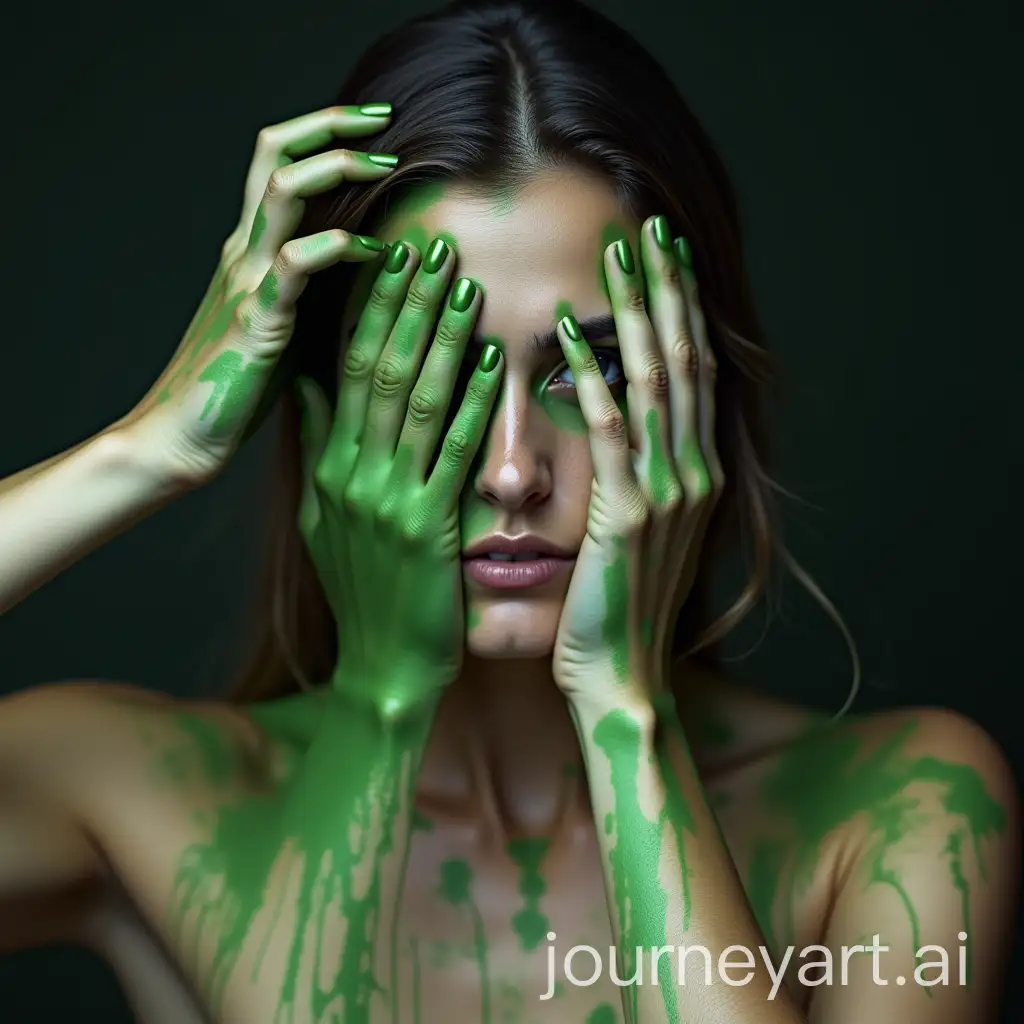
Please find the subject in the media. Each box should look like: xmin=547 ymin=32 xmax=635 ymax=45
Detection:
xmin=674 ymin=235 xmax=693 ymax=268
xmin=614 ymin=238 xmax=635 ymax=274
xmin=366 ymin=152 xmax=399 ymax=168
xmin=355 ymin=234 xmax=385 ymax=251
xmin=423 ymin=237 xmax=449 ymax=274
xmin=560 ymin=314 xmax=583 ymax=342
xmin=478 ymin=343 xmax=501 ymax=372
xmin=359 ymin=103 xmax=392 ymax=117
xmin=450 ymin=277 xmax=477 ymax=312
xmin=384 ymin=240 xmax=409 ymax=273
xmin=653 ymin=214 xmax=672 ymax=252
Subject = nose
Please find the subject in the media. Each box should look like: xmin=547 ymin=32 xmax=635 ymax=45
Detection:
xmin=472 ymin=383 xmax=552 ymax=512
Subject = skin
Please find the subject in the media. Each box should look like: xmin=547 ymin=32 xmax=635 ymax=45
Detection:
xmin=0 ymin=116 xmax=1017 ymax=1024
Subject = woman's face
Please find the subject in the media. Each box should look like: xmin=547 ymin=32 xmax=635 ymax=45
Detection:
xmin=345 ymin=167 xmax=643 ymax=659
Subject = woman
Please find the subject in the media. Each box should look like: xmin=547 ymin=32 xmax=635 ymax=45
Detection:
xmin=0 ymin=0 xmax=1017 ymax=1022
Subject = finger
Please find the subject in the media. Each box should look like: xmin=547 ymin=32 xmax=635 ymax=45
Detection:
xmin=239 ymin=104 xmax=393 ymax=239
xmin=606 ymin=224 xmax=676 ymax=503
xmin=229 ymin=230 xmax=384 ymax=444
xmin=423 ymin=343 xmax=503 ymax=514
xmin=555 ymin=315 xmax=638 ymax=499
xmin=674 ymin=237 xmax=720 ymax=496
xmin=358 ymin=237 xmax=457 ymax=463
xmin=396 ymin=277 xmax=481 ymax=479
xmin=327 ymin=239 xmax=421 ymax=458
xmin=244 ymin=148 xmax=398 ymax=264
xmin=294 ymin=375 xmax=332 ymax=539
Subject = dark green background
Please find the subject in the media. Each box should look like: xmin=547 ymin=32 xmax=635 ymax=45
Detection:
xmin=1 ymin=0 xmax=1020 ymax=1020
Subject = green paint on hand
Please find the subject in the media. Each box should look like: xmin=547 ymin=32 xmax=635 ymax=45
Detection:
xmin=585 ymin=1002 xmax=618 ymax=1024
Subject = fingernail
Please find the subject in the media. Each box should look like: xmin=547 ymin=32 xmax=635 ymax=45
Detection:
xmin=478 ymin=343 xmax=501 ymax=373
xmin=560 ymin=314 xmax=583 ymax=342
xmin=652 ymin=215 xmax=673 ymax=252
xmin=614 ymin=238 xmax=635 ymax=275
xmin=384 ymin=240 xmax=410 ymax=273
xmin=355 ymin=234 xmax=385 ymax=252
xmin=366 ymin=152 xmax=399 ymax=168
xmin=674 ymin=236 xmax=693 ymax=268
xmin=450 ymin=277 xmax=477 ymax=312
xmin=359 ymin=102 xmax=392 ymax=117
xmin=423 ymin=238 xmax=450 ymax=274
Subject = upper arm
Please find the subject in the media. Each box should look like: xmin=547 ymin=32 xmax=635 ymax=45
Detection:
xmin=0 ymin=683 xmax=135 ymax=950
xmin=808 ymin=708 xmax=1020 ymax=1024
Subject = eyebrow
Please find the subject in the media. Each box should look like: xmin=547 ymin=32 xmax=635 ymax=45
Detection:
xmin=469 ymin=313 xmax=618 ymax=354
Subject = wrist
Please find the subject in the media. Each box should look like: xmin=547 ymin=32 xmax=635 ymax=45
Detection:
xmin=106 ymin=418 xmax=203 ymax=501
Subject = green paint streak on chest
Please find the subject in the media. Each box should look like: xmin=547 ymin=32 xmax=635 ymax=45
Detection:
xmin=747 ymin=718 xmax=1006 ymax=981
xmin=585 ymin=1002 xmax=618 ymax=1024
xmin=505 ymin=837 xmax=551 ymax=950
xmin=163 ymin=701 xmax=427 ymax=1024
xmin=439 ymin=858 xmax=492 ymax=1024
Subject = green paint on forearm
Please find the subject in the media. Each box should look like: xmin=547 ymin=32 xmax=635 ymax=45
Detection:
xmin=592 ymin=709 xmax=682 ymax=1024
xmin=506 ymin=837 xmax=551 ymax=951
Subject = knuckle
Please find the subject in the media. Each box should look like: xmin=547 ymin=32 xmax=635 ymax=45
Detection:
xmin=403 ymin=282 xmax=435 ymax=313
xmin=641 ymin=357 xmax=670 ymax=396
xmin=254 ymin=126 xmax=280 ymax=153
xmin=343 ymin=344 xmax=374 ymax=383
xmin=674 ymin=334 xmax=699 ymax=375
xmin=265 ymin=166 xmax=293 ymax=198
xmin=275 ymin=240 xmax=305 ymax=275
xmin=596 ymin=407 xmax=627 ymax=444
xmin=432 ymin=320 xmax=465 ymax=353
xmin=367 ymin=278 xmax=399 ymax=313
xmin=577 ymin=353 xmax=602 ymax=378
xmin=660 ymin=263 xmax=683 ymax=289
xmin=442 ymin=430 xmax=471 ymax=463
xmin=372 ymin=359 xmax=406 ymax=399
xmin=464 ymin=378 xmax=492 ymax=407
xmin=406 ymin=388 xmax=441 ymax=425
xmin=624 ymin=288 xmax=647 ymax=313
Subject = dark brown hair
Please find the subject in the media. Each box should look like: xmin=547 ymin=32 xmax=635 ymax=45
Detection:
xmin=229 ymin=0 xmax=794 ymax=703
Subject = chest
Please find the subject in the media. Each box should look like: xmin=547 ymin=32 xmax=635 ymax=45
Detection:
xmin=83 ymin=773 xmax=834 ymax=1024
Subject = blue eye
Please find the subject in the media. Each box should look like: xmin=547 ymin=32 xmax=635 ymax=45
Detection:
xmin=551 ymin=348 xmax=624 ymax=388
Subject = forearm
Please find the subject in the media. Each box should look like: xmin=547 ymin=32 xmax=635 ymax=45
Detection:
xmin=0 ymin=424 xmax=184 ymax=613
xmin=572 ymin=688 xmax=803 ymax=1024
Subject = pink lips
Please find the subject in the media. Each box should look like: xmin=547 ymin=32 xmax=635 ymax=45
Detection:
xmin=462 ymin=534 xmax=576 ymax=590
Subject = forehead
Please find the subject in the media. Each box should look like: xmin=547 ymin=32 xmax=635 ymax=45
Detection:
xmin=377 ymin=168 xmax=639 ymax=332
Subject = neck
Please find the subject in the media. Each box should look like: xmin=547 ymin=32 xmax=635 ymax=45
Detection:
xmin=415 ymin=654 xmax=722 ymax=843
xmin=417 ymin=654 xmax=585 ymax=842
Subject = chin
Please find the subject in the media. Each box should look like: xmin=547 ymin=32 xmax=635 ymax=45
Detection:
xmin=464 ymin=597 xmax=561 ymax=659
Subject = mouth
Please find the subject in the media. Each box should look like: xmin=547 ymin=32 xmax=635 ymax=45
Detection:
xmin=461 ymin=535 xmax=576 ymax=590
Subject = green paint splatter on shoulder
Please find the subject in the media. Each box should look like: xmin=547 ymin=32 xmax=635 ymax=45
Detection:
xmin=746 ymin=715 xmax=1007 ymax=984
xmin=506 ymin=837 xmax=551 ymax=950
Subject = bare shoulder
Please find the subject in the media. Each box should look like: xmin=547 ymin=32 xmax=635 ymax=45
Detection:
xmin=0 ymin=681 xmax=272 ymax=799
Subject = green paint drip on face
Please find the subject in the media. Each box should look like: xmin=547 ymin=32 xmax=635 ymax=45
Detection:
xmin=411 ymin=809 xmax=435 ymax=832
xmin=746 ymin=717 xmax=1006 ymax=986
xmin=439 ymin=858 xmax=492 ymax=1023
xmin=164 ymin=699 xmax=431 ymax=1023
xmin=586 ymin=1002 xmax=618 ymax=1024
xmin=592 ymin=710 xmax=680 ymax=1024
xmin=506 ymin=837 xmax=551 ymax=951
